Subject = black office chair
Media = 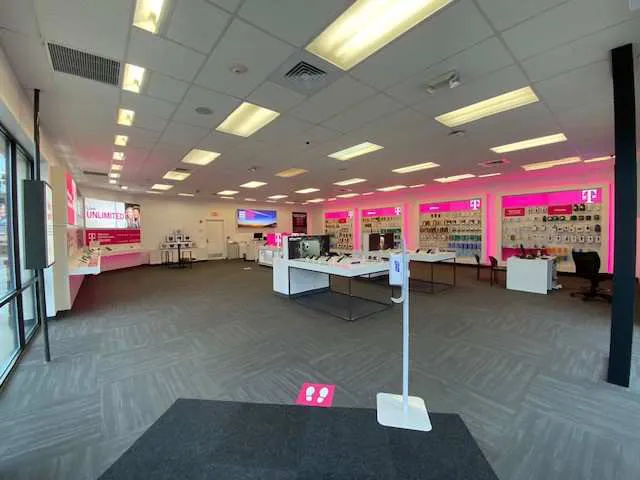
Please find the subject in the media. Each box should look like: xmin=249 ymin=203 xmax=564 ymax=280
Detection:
xmin=570 ymin=251 xmax=611 ymax=302
xmin=475 ymin=254 xmax=504 ymax=287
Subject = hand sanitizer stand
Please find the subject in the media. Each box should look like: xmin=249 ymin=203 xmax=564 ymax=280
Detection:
xmin=376 ymin=240 xmax=432 ymax=432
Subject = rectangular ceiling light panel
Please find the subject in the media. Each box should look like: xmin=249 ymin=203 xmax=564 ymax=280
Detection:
xmin=114 ymin=135 xmax=128 ymax=146
xmin=336 ymin=193 xmax=360 ymax=198
xmin=163 ymin=170 xmax=191 ymax=181
xmin=178 ymin=193 xmax=194 ymax=197
xmin=434 ymin=174 xmax=475 ymax=183
xmin=240 ymin=181 xmax=267 ymax=189
xmin=133 ymin=0 xmax=165 ymax=34
xmin=295 ymin=188 xmax=320 ymax=194
xmin=216 ymin=102 xmax=280 ymax=137
xmin=308 ymin=198 xmax=325 ymax=203
xmin=409 ymin=184 xmax=425 ymax=188
xmin=435 ymin=87 xmax=539 ymax=127
xmin=329 ymin=142 xmax=383 ymax=160
xmin=478 ymin=173 xmax=502 ymax=178
xmin=111 ymin=164 xmax=123 ymax=171
xmin=108 ymin=172 xmax=120 ymax=179
xmin=377 ymin=185 xmax=407 ymax=192
xmin=117 ymin=108 xmax=135 ymax=126
xmin=521 ymin=157 xmax=581 ymax=171
xmin=584 ymin=155 xmax=614 ymax=163
xmin=268 ymin=195 xmax=288 ymax=200
xmin=392 ymin=162 xmax=439 ymax=174
xmin=217 ymin=190 xmax=239 ymax=195
xmin=276 ymin=168 xmax=308 ymax=178
xmin=306 ymin=0 xmax=455 ymax=70
xmin=122 ymin=64 xmax=146 ymax=93
xmin=333 ymin=178 xmax=367 ymax=186
xmin=491 ymin=133 xmax=567 ymax=154
xmin=152 ymin=183 xmax=173 ymax=190
xmin=181 ymin=149 xmax=221 ymax=166
xmin=113 ymin=152 xmax=125 ymax=161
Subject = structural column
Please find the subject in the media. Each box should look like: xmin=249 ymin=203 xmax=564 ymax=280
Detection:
xmin=607 ymin=44 xmax=637 ymax=387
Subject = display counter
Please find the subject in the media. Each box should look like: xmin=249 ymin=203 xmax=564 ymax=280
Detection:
xmin=506 ymin=256 xmax=557 ymax=294
xmin=69 ymin=245 xmax=149 ymax=275
xmin=258 ymin=246 xmax=278 ymax=267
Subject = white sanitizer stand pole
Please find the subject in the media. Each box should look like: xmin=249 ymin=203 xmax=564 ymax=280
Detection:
xmin=376 ymin=239 xmax=432 ymax=432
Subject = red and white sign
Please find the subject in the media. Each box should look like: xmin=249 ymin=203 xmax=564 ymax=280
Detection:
xmin=504 ymin=207 xmax=525 ymax=217
xmin=66 ymin=172 xmax=76 ymax=225
xmin=295 ymin=383 xmax=335 ymax=408
xmin=85 ymin=198 xmax=127 ymax=229
xmin=324 ymin=210 xmax=352 ymax=220
xmin=85 ymin=229 xmax=141 ymax=245
xmin=547 ymin=205 xmax=573 ymax=215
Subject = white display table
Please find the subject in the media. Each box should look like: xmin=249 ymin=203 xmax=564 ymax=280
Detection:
xmin=258 ymin=246 xmax=278 ymax=267
xmin=506 ymin=256 xmax=557 ymax=294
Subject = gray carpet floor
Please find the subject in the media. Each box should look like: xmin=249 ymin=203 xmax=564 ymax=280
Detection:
xmin=0 ymin=260 xmax=639 ymax=480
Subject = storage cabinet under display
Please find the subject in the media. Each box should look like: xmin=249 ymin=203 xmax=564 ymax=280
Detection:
xmin=419 ymin=198 xmax=482 ymax=258
xmin=501 ymin=188 xmax=606 ymax=272
xmin=324 ymin=211 xmax=353 ymax=251
xmin=361 ymin=206 xmax=403 ymax=250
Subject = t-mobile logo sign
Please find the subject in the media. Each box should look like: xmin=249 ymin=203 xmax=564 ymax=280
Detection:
xmin=581 ymin=189 xmax=598 ymax=204
xmin=88 ymin=233 xmax=97 ymax=241
xmin=469 ymin=199 xmax=481 ymax=210
xmin=394 ymin=207 xmax=402 ymax=216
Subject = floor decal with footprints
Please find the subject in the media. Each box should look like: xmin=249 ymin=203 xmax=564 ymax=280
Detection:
xmin=295 ymin=383 xmax=335 ymax=408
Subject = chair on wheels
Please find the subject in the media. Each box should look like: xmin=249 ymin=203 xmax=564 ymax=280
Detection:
xmin=570 ymin=251 xmax=611 ymax=302
xmin=474 ymin=254 xmax=505 ymax=287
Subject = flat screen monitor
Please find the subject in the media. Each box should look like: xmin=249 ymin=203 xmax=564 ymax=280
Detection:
xmin=237 ymin=209 xmax=277 ymax=228
xmin=253 ymin=233 xmax=263 ymax=239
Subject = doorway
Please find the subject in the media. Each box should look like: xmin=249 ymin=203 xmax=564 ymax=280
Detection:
xmin=205 ymin=220 xmax=225 ymax=260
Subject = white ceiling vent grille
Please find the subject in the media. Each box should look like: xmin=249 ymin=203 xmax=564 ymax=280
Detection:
xmin=269 ymin=52 xmax=342 ymax=95
xmin=285 ymin=61 xmax=326 ymax=80
xmin=48 ymin=43 xmax=120 ymax=86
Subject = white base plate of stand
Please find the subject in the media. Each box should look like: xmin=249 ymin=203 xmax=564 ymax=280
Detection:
xmin=376 ymin=393 xmax=432 ymax=432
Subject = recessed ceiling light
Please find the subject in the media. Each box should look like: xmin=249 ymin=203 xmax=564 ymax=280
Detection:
xmin=152 ymin=183 xmax=173 ymax=191
xmin=240 ymin=181 xmax=267 ymax=189
xmin=133 ymin=0 xmax=165 ymax=34
xmin=362 ymin=192 xmax=374 ymax=196
xmin=268 ymin=195 xmax=288 ymax=200
xmin=217 ymin=190 xmax=239 ymax=195
xmin=276 ymin=168 xmax=308 ymax=178
xmin=113 ymin=152 xmax=125 ymax=161
xmin=306 ymin=0 xmax=455 ymax=70
xmin=163 ymin=170 xmax=191 ymax=181
xmin=220 ymin=196 xmax=235 ymax=200
xmin=329 ymin=142 xmax=383 ymax=161
xmin=435 ymin=87 xmax=540 ymax=127
xmin=478 ymin=173 xmax=502 ymax=178
xmin=377 ymin=185 xmax=407 ymax=192
xmin=109 ymin=172 xmax=120 ymax=179
xmin=392 ymin=162 xmax=440 ymax=174
xmin=491 ymin=133 xmax=567 ymax=154
xmin=584 ymin=155 xmax=614 ymax=163
xmin=434 ymin=174 xmax=476 ymax=183
xmin=265 ymin=200 xmax=277 ymax=203
xmin=109 ymin=179 xmax=117 ymax=185
xmin=216 ymin=102 xmax=280 ymax=137
xmin=178 ymin=193 xmax=195 ymax=197
xmin=146 ymin=190 xmax=161 ymax=194
xmin=181 ymin=149 xmax=221 ymax=166
xmin=244 ymin=198 xmax=257 ymax=202
xmin=308 ymin=198 xmax=325 ymax=203
xmin=122 ymin=64 xmax=145 ymax=93
xmin=120 ymin=185 xmax=128 ymax=190
xmin=522 ymin=157 xmax=582 ymax=171
xmin=114 ymin=135 xmax=128 ymax=146
xmin=117 ymin=108 xmax=135 ymax=127
xmin=337 ymin=193 xmax=360 ymax=198
xmin=333 ymin=178 xmax=367 ymax=186
xmin=295 ymin=188 xmax=320 ymax=194
xmin=409 ymin=184 xmax=425 ymax=188
xmin=194 ymin=106 xmax=213 ymax=116
xmin=285 ymin=201 xmax=295 ymax=205
xmin=111 ymin=164 xmax=123 ymax=171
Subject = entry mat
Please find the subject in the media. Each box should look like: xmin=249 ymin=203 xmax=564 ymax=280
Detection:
xmin=99 ymin=399 xmax=498 ymax=479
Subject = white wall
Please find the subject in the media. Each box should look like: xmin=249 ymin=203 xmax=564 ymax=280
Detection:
xmin=80 ymin=187 xmax=312 ymax=250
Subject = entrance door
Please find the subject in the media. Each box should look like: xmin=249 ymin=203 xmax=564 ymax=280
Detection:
xmin=205 ymin=220 xmax=225 ymax=260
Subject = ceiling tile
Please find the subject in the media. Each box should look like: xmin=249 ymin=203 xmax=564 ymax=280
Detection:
xmin=121 ymin=90 xmax=176 ymax=119
xmin=501 ymin=0 xmax=636 ymax=60
xmin=386 ymin=36 xmax=514 ymax=106
xmin=128 ymin=29 xmax=206 ymax=82
xmin=35 ymin=0 xmax=130 ymax=59
xmin=197 ymin=131 xmax=245 ymax=153
xmin=158 ymin=121 xmax=210 ymax=146
xmin=289 ymin=75 xmax=376 ymax=124
xmin=194 ymin=19 xmax=295 ymax=98
xmin=247 ymin=81 xmax=306 ymax=112
xmin=251 ymin=115 xmax=314 ymax=144
xmin=0 ymin=30 xmax=54 ymax=90
xmin=172 ymin=85 xmax=240 ymax=128
xmin=476 ymin=0 xmax=568 ymax=31
xmin=0 ymin=0 xmax=39 ymax=36
xmin=238 ymin=0 xmax=350 ymax=46
xmin=133 ymin=111 xmax=169 ymax=132
xmin=146 ymin=72 xmax=190 ymax=103
xmin=166 ymin=0 xmax=230 ymax=54
xmin=122 ymin=126 xmax=162 ymax=148
xmin=322 ymin=94 xmax=404 ymax=133
xmin=350 ymin=0 xmax=493 ymax=90
xmin=522 ymin=17 xmax=640 ymax=82
xmin=206 ymin=0 xmax=242 ymax=12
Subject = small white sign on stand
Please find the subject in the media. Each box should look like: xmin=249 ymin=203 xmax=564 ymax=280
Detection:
xmin=377 ymin=240 xmax=432 ymax=432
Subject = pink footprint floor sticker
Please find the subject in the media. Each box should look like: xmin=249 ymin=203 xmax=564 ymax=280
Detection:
xmin=295 ymin=383 xmax=335 ymax=408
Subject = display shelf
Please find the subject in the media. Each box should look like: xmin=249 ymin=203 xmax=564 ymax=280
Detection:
xmin=324 ymin=211 xmax=354 ymax=251
xmin=501 ymin=188 xmax=606 ymax=272
xmin=419 ymin=198 xmax=482 ymax=259
xmin=361 ymin=206 xmax=403 ymax=250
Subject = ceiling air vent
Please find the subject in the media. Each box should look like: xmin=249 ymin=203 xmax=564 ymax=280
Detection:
xmin=269 ymin=52 xmax=342 ymax=95
xmin=48 ymin=43 xmax=120 ymax=86
xmin=479 ymin=159 xmax=510 ymax=168
xmin=285 ymin=61 xmax=326 ymax=80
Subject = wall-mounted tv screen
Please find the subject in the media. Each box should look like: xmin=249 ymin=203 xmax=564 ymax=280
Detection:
xmin=237 ymin=209 xmax=277 ymax=228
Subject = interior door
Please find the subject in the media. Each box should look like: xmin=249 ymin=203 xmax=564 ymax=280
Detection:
xmin=205 ymin=220 xmax=225 ymax=260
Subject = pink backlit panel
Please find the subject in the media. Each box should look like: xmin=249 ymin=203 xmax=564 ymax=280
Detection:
xmin=502 ymin=188 xmax=602 ymax=208
xmin=361 ymin=206 xmax=402 ymax=217
xmin=419 ymin=198 xmax=482 ymax=213
xmin=324 ymin=210 xmax=352 ymax=220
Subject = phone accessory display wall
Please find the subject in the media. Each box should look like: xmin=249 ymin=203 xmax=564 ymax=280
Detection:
xmin=361 ymin=206 xmax=403 ymax=250
xmin=501 ymin=188 xmax=605 ymax=271
xmin=419 ymin=198 xmax=482 ymax=258
xmin=324 ymin=210 xmax=353 ymax=250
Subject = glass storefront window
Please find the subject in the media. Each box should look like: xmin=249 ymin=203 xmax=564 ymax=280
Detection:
xmin=16 ymin=148 xmax=33 ymax=283
xmin=0 ymin=299 xmax=19 ymax=377
xmin=21 ymin=284 xmax=38 ymax=340
xmin=0 ymin=136 xmax=14 ymax=296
